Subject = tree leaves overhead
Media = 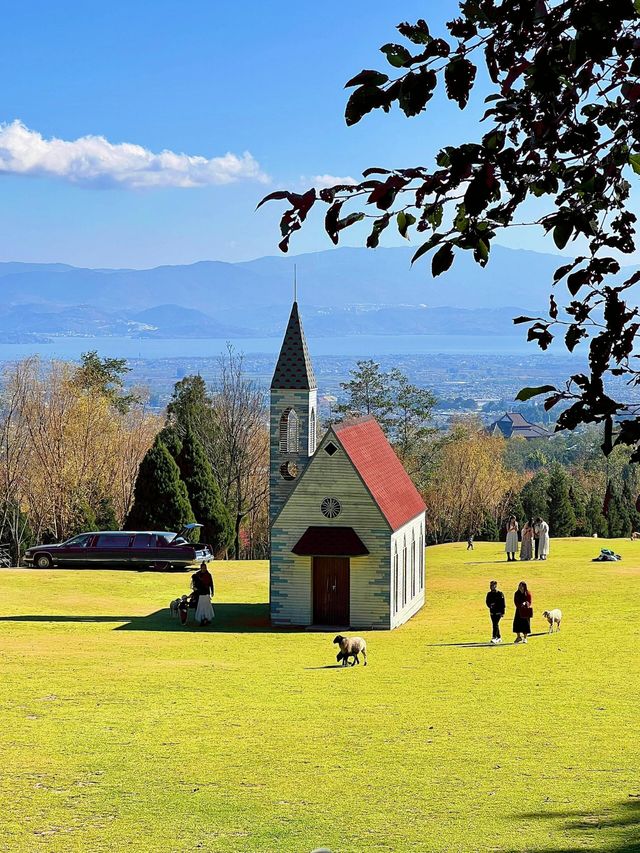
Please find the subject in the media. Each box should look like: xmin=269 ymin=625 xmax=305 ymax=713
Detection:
xmin=261 ymin=0 xmax=640 ymax=457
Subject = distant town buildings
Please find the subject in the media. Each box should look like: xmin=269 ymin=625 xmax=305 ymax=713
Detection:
xmin=489 ymin=412 xmax=550 ymax=440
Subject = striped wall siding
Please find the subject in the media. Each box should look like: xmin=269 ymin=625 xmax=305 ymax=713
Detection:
xmin=271 ymin=429 xmax=391 ymax=629
xmin=389 ymin=513 xmax=426 ymax=630
xmin=269 ymin=388 xmax=317 ymax=525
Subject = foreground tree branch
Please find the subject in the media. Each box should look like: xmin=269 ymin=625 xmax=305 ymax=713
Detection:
xmin=262 ymin=0 xmax=640 ymax=458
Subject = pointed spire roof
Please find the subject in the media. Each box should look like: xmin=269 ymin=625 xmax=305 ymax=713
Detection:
xmin=271 ymin=302 xmax=317 ymax=390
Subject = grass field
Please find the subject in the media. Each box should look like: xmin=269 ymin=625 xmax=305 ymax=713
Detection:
xmin=0 ymin=539 xmax=639 ymax=853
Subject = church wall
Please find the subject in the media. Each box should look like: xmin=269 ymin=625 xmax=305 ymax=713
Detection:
xmin=389 ymin=513 xmax=426 ymax=630
xmin=271 ymin=429 xmax=391 ymax=629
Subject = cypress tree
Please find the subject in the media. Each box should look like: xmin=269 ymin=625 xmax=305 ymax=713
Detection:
xmin=569 ymin=485 xmax=590 ymax=536
xmin=95 ymin=496 xmax=119 ymax=531
xmin=124 ymin=437 xmax=195 ymax=533
xmin=476 ymin=513 xmax=499 ymax=542
xmin=176 ymin=429 xmax=233 ymax=555
xmin=500 ymin=493 xmax=526 ymax=539
xmin=547 ymin=464 xmax=576 ymax=537
xmin=586 ymin=492 xmax=608 ymax=538
xmin=607 ymin=487 xmax=632 ymax=538
xmin=520 ymin=472 xmax=549 ymax=522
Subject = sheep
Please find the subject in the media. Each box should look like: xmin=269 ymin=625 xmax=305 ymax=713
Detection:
xmin=333 ymin=634 xmax=367 ymax=667
xmin=542 ymin=608 xmax=562 ymax=633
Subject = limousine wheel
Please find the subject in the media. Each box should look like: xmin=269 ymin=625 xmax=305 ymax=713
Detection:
xmin=35 ymin=553 xmax=53 ymax=569
xmin=151 ymin=561 xmax=171 ymax=571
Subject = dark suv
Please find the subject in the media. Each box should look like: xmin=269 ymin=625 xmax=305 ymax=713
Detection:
xmin=23 ymin=525 xmax=212 ymax=570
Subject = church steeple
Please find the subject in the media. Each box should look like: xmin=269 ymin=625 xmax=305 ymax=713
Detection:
xmin=269 ymin=301 xmax=318 ymax=525
xmin=271 ymin=301 xmax=317 ymax=391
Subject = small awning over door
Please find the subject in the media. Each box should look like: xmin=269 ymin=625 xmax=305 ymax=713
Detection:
xmin=292 ymin=526 xmax=369 ymax=557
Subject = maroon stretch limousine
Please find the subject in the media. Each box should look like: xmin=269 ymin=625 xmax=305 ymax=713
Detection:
xmin=23 ymin=524 xmax=212 ymax=570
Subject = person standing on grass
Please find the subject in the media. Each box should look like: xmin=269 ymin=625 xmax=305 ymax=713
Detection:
xmin=192 ymin=561 xmax=214 ymax=626
xmin=485 ymin=580 xmax=505 ymax=644
xmin=513 ymin=581 xmax=532 ymax=644
xmin=467 ymin=533 xmax=474 ymax=551
xmin=520 ymin=519 xmax=533 ymax=561
xmin=537 ymin=517 xmax=550 ymax=560
xmin=505 ymin=516 xmax=519 ymax=562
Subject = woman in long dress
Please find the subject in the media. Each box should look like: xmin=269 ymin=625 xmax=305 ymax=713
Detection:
xmin=520 ymin=519 xmax=533 ymax=561
xmin=192 ymin=562 xmax=214 ymax=626
xmin=505 ymin=516 xmax=519 ymax=562
xmin=537 ymin=518 xmax=550 ymax=560
xmin=513 ymin=580 xmax=532 ymax=644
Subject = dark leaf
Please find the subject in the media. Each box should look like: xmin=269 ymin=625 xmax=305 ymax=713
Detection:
xmin=444 ymin=58 xmax=476 ymax=108
xmin=345 ymin=85 xmax=388 ymax=126
xmin=256 ymin=190 xmax=292 ymax=210
xmin=399 ymin=68 xmax=437 ymax=117
xmin=515 ymin=385 xmax=557 ymax=402
xmin=431 ymin=243 xmax=454 ymax=276
xmin=397 ymin=211 xmax=416 ymax=238
xmin=345 ymin=69 xmax=389 ymax=88
xmin=397 ymin=19 xmax=430 ymax=44
xmin=380 ymin=43 xmax=412 ymax=68
xmin=565 ymin=325 xmax=588 ymax=352
xmin=553 ymin=220 xmax=573 ymax=250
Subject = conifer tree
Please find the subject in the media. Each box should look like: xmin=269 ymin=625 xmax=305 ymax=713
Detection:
xmin=176 ymin=429 xmax=233 ymax=555
xmin=569 ymin=486 xmax=590 ymax=536
xmin=95 ymin=496 xmax=119 ymax=531
xmin=586 ymin=493 xmax=608 ymax=539
xmin=520 ymin=472 xmax=548 ymax=523
xmin=607 ymin=487 xmax=632 ymax=539
xmin=547 ymin=464 xmax=576 ymax=537
xmin=124 ymin=437 xmax=195 ymax=533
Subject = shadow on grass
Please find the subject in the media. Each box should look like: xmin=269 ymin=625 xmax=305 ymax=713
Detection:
xmin=0 ymin=604 xmax=328 ymax=634
xmin=508 ymin=798 xmax=640 ymax=852
xmin=429 ymin=631 xmax=548 ymax=648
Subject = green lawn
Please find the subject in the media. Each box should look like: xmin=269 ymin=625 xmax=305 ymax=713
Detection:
xmin=0 ymin=539 xmax=639 ymax=853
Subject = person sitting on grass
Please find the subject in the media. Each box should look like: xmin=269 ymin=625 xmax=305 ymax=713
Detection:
xmin=485 ymin=580 xmax=505 ymax=645
xmin=513 ymin=581 xmax=532 ymax=644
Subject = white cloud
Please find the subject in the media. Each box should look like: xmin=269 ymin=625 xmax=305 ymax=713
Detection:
xmin=0 ymin=120 xmax=269 ymax=189
xmin=311 ymin=173 xmax=358 ymax=188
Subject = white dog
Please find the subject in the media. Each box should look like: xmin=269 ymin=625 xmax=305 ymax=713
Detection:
xmin=542 ymin=608 xmax=562 ymax=633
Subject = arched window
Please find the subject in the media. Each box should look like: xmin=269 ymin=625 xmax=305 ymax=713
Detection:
xmin=309 ymin=407 xmax=316 ymax=453
xmin=411 ymin=530 xmax=416 ymax=599
xmin=393 ymin=545 xmax=399 ymax=614
xmin=402 ymin=536 xmax=407 ymax=607
xmin=279 ymin=408 xmax=299 ymax=453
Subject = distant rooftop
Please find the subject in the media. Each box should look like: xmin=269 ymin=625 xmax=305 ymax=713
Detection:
xmin=489 ymin=412 xmax=550 ymax=440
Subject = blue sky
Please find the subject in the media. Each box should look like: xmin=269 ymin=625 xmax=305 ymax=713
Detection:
xmin=0 ymin=1 xmax=562 ymax=268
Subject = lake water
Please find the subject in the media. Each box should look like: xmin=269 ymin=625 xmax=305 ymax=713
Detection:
xmin=0 ymin=334 xmax=557 ymax=361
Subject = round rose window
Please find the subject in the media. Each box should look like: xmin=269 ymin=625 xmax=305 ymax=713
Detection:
xmin=321 ymin=497 xmax=341 ymax=519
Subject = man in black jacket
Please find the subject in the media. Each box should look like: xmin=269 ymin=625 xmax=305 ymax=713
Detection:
xmin=485 ymin=580 xmax=505 ymax=645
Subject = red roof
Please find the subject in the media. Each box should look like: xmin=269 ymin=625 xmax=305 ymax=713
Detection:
xmin=332 ymin=416 xmax=426 ymax=531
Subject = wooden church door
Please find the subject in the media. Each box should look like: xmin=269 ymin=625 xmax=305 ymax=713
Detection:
xmin=312 ymin=557 xmax=350 ymax=626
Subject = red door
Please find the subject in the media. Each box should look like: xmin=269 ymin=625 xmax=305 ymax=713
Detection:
xmin=313 ymin=557 xmax=350 ymax=626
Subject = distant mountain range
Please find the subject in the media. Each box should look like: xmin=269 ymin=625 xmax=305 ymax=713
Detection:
xmin=0 ymin=245 xmax=580 ymax=340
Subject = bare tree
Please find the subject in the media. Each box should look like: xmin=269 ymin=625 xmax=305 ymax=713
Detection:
xmin=210 ymin=347 xmax=269 ymax=559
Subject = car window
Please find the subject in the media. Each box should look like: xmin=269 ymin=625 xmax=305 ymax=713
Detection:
xmin=156 ymin=535 xmax=172 ymax=546
xmin=132 ymin=534 xmax=154 ymax=548
xmin=95 ymin=534 xmax=132 ymax=548
xmin=65 ymin=534 xmax=92 ymax=547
